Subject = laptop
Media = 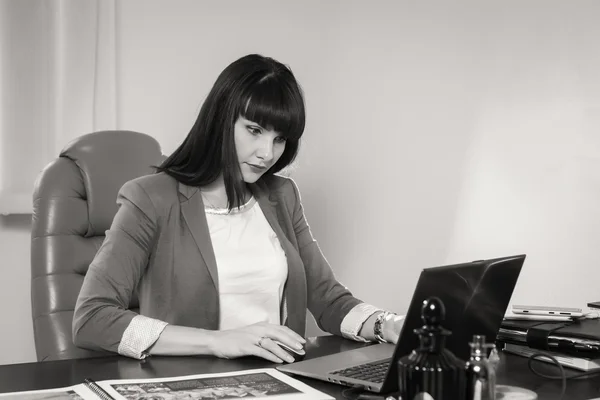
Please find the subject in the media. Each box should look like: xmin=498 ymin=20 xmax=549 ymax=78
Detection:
xmin=277 ymin=254 xmax=525 ymax=394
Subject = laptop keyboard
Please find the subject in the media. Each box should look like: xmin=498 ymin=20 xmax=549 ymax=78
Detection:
xmin=329 ymin=358 xmax=391 ymax=383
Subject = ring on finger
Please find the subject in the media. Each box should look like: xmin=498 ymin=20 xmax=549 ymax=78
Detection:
xmin=257 ymin=336 xmax=268 ymax=348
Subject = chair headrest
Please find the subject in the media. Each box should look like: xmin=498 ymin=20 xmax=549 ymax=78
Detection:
xmin=60 ymin=130 xmax=163 ymax=237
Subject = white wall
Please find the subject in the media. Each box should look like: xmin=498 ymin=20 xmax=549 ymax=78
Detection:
xmin=1 ymin=0 xmax=600 ymax=365
xmin=445 ymin=2 xmax=600 ymax=308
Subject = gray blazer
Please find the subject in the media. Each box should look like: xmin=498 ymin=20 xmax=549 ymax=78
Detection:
xmin=72 ymin=172 xmax=362 ymax=353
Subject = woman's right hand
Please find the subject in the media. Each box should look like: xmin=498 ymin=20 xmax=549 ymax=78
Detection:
xmin=209 ymin=322 xmax=306 ymax=363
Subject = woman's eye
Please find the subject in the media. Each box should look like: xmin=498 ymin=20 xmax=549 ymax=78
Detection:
xmin=275 ymin=136 xmax=287 ymax=144
xmin=248 ymin=126 xmax=261 ymax=135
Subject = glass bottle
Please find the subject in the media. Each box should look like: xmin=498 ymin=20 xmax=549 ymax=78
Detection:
xmin=465 ymin=335 xmax=496 ymax=400
xmin=397 ymin=296 xmax=466 ymax=400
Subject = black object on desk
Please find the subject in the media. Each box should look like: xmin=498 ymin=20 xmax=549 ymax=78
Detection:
xmin=498 ymin=319 xmax=600 ymax=356
xmin=587 ymin=302 xmax=600 ymax=309
xmin=398 ymin=297 xmax=465 ymax=400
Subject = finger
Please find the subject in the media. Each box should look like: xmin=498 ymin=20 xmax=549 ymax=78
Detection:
xmin=268 ymin=326 xmax=306 ymax=348
xmin=259 ymin=323 xmax=306 ymax=344
xmin=249 ymin=344 xmax=284 ymax=364
xmin=262 ymin=330 xmax=305 ymax=353
xmin=278 ymin=326 xmax=307 ymax=343
xmin=258 ymin=338 xmax=296 ymax=363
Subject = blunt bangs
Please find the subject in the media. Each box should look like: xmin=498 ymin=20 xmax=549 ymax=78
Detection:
xmin=241 ymin=77 xmax=305 ymax=142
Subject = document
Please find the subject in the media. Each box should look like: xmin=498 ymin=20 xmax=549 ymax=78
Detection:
xmin=0 ymin=368 xmax=334 ymax=400
xmin=0 ymin=387 xmax=89 ymax=399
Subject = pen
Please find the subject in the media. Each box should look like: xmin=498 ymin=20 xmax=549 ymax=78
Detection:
xmin=84 ymin=378 xmax=116 ymax=400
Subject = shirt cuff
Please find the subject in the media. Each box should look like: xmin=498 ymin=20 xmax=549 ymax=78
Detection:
xmin=118 ymin=315 xmax=169 ymax=359
xmin=341 ymin=303 xmax=382 ymax=342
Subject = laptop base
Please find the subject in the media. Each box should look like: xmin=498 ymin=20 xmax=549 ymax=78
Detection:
xmin=277 ymin=343 xmax=394 ymax=393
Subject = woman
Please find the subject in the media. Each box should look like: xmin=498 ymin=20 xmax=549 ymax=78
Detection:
xmin=72 ymin=54 xmax=404 ymax=364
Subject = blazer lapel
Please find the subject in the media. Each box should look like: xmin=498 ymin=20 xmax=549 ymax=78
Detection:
xmin=178 ymin=182 xmax=219 ymax=292
xmin=251 ymin=181 xmax=288 ymax=239
xmin=251 ymin=181 xmax=306 ymax=335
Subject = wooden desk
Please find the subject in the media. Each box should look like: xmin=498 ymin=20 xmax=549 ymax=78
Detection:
xmin=0 ymin=336 xmax=599 ymax=399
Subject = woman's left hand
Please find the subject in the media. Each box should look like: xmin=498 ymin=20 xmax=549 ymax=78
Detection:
xmin=383 ymin=314 xmax=405 ymax=344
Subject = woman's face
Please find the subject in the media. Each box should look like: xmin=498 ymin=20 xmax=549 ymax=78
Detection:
xmin=234 ymin=116 xmax=287 ymax=183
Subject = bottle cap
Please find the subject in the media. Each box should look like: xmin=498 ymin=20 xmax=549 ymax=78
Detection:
xmin=416 ymin=296 xmax=451 ymax=337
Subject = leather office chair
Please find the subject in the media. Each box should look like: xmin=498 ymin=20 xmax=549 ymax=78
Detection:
xmin=31 ymin=130 xmax=164 ymax=361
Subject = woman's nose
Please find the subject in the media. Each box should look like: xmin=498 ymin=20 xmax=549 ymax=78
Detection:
xmin=257 ymin=141 xmax=273 ymax=161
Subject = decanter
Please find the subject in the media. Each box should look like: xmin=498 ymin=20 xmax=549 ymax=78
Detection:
xmin=397 ymin=296 xmax=466 ymax=400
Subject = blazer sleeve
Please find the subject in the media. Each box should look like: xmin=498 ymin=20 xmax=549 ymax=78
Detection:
xmin=72 ymin=180 xmax=159 ymax=353
xmin=288 ymin=179 xmax=363 ymax=336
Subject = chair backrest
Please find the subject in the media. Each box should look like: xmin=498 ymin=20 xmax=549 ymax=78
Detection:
xmin=31 ymin=130 xmax=164 ymax=361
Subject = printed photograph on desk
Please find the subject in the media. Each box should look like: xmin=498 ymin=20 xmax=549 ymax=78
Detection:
xmin=110 ymin=373 xmax=296 ymax=399
xmin=97 ymin=369 xmax=333 ymax=400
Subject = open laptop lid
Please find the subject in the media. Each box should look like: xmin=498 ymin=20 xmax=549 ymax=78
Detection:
xmin=380 ymin=254 xmax=525 ymax=393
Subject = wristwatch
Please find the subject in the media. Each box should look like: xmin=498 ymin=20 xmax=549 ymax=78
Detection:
xmin=374 ymin=311 xmax=391 ymax=343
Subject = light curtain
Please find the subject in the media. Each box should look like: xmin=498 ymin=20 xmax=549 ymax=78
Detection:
xmin=0 ymin=0 xmax=117 ymax=215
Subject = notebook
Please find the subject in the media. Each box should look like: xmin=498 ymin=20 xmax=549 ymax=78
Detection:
xmin=277 ymin=254 xmax=525 ymax=394
xmin=0 ymin=368 xmax=333 ymax=400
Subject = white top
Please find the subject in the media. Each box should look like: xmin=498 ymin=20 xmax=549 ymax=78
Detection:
xmin=205 ymin=197 xmax=288 ymax=329
xmin=118 ymin=196 xmax=383 ymax=359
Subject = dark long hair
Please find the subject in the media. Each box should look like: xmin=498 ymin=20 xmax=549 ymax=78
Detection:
xmin=156 ymin=54 xmax=306 ymax=210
